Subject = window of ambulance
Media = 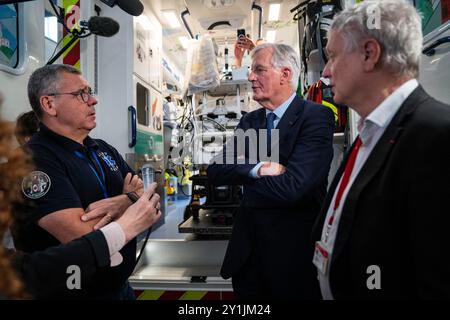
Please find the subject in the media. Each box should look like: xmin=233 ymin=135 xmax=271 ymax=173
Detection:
xmin=0 ymin=3 xmax=20 ymax=70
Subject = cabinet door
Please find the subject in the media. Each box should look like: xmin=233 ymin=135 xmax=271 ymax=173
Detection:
xmin=148 ymin=23 xmax=162 ymax=89
xmin=133 ymin=18 xmax=150 ymax=83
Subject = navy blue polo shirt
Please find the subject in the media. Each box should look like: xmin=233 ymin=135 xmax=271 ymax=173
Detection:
xmin=13 ymin=123 xmax=137 ymax=299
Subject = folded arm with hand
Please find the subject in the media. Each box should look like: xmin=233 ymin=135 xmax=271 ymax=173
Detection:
xmin=14 ymin=183 xmax=162 ymax=297
xmin=81 ymin=172 xmax=144 ymax=230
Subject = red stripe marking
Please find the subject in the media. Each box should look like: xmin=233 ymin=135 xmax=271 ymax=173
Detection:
xmin=63 ymin=41 xmax=80 ymax=66
xmin=158 ymin=291 xmax=185 ymax=300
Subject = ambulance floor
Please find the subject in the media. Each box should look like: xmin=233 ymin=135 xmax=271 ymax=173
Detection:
xmin=148 ymin=195 xmax=191 ymax=240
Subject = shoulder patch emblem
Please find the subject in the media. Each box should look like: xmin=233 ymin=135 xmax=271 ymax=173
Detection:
xmin=22 ymin=171 xmax=51 ymax=199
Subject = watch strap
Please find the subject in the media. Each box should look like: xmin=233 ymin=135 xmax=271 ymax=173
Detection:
xmin=126 ymin=191 xmax=139 ymax=203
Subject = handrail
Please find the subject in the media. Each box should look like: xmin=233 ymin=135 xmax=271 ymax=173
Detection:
xmin=180 ymin=8 xmax=194 ymax=39
xmin=128 ymin=106 xmax=137 ymax=148
xmin=422 ymin=36 xmax=450 ymax=56
xmin=251 ymin=2 xmax=263 ymax=39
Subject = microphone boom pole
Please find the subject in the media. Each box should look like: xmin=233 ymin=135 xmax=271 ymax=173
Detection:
xmin=46 ymin=32 xmax=81 ymax=65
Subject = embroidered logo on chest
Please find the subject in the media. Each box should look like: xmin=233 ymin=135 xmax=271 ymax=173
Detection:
xmin=98 ymin=151 xmax=119 ymax=172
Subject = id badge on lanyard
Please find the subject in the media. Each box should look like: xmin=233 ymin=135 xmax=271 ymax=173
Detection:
xmin=313 ymin=241 xmax=329 ymax=275
xmin=313 ymin=211 xmax=335 ymax=275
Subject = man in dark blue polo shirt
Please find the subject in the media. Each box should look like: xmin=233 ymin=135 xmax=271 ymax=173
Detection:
xmin=12 ymin=64 xmax=149 ymax=299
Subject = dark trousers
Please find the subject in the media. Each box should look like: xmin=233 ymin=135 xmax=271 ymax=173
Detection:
xmin=97 ymin=281 xmax=136 ymax=300
xmin=231 ymin=252 xmax=321 ymax=300
xmin=116 ymin=282 xmax=136 ymax=300
xmin=232 ymin=253 xmax=264 ymax=300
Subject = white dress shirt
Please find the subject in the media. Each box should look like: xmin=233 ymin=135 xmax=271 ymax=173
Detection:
xmin=317 ymin=79 xmax=419 ymax=299
xmin=100 ymin=222 xmax=126 ymax=266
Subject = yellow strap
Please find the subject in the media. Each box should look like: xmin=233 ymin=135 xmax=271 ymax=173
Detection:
xmin=322 ymin=100 xmax=339 ymax=122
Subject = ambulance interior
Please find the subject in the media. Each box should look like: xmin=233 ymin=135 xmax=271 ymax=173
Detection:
xmin=1 ymin=0 xmax=449 ymax=296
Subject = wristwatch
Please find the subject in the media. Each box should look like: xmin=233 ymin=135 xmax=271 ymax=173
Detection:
xmin=126 ymin=191 xmax=139 ymax=203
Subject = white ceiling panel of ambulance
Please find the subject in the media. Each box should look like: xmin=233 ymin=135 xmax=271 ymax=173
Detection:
xmin=143 ymin=0 xmax=300 ymax=73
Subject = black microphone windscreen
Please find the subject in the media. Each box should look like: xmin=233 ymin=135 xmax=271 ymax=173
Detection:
xmin=117 ymin=0 xmax=144 ymax=16
xmin=87 ymin=16 xmax=120 ymax=37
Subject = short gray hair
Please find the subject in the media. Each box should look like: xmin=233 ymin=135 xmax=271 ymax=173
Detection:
xmin=251 ymin=43 xmax=300 ymax=91
xmin=330 ymin=0 xmax=422 ymax=78
xmin=27 ymin=64 xmax=81 ymax=119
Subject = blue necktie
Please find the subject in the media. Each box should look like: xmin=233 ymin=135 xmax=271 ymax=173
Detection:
xmin=266 ymin=112 xmax=276 ymax=153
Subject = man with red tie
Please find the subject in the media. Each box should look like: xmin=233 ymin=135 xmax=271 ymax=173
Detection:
xmin=312 ymin=0 xmax=450 ymax=299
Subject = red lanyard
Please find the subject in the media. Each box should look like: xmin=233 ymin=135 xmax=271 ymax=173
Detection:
xmin=324 ymin=137 xmax=362 ymax=242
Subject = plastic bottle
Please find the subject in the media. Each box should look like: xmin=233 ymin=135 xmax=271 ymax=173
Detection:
xmin=141 ymin=163 xmax=155 ymax=191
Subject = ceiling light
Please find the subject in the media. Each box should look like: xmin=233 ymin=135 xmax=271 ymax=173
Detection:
xmin=266 ymin=30 xmax=276 ymax=43
xmin=162 ymin=10 xmax=180 ymax=29
xmin=268 ymin=3 xmax=281 ymax=21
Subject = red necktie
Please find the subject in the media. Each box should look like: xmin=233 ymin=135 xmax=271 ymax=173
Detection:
xmin=333 ymin=137 xmax=362 ymax=211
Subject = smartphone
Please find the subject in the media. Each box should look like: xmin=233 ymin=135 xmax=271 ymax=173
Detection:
xmin=237 ymin=29 xmax=246 ymax=39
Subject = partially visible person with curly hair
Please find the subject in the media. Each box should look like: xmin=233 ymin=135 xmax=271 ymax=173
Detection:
xmin=0 ymin=93 xmax=31 ymax=299
xmin=15 ymin=111 xmax=39 ymax=146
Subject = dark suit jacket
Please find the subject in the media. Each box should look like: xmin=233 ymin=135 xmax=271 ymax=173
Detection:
xmin=312 ymin=86 xmax=450 ymax=299
xmin=208 ymin=95 xmax=335 ymax=298
xmin=12 ymin=230 xmax=111 ymax=299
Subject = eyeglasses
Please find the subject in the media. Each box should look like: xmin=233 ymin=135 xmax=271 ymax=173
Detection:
xmin=47 ymin=87 xmax=95 ymax=103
